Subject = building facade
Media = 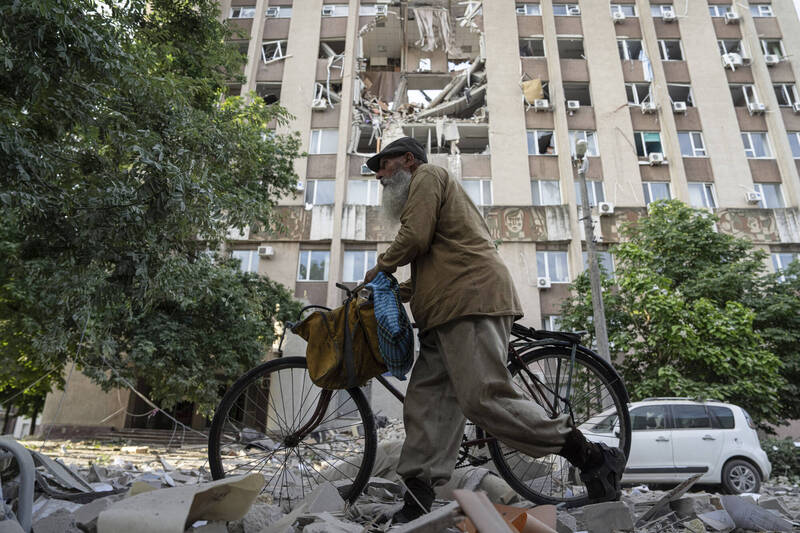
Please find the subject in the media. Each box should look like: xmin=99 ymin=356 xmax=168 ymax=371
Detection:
xmin=40 ymin=0 xmax=800 ymax=433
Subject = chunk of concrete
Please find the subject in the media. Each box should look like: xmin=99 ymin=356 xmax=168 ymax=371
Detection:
xmin=670 ymin=494 xmax=716 ymax=518
xmin=237 ymin=503 xmax=285 ymax=533
xmin=682 ymin=518 xmax=707 ymax=533
xmin=720 ymin=494 xmax=793 ymax=532
xmin=580 ymin=501 xmax=634 ymax=533
xmin=393 ymin=501 xmax=461 ymax=532
xmin=697 ymin=509 xmax=736 ymax=532
xmin=32 ymin=509 xmax=81 ymax=533
xmin=555 ymin=511 xmax=577 ymax=533
xmin=759 ymin=496 xmax=795 ymax=519
xmin=302 ymin=512 xmax=362 ymax=533
xmin=634 ymin=473 xmax=702 ymax=526
xmin=304 ymin=482 xmax=345 ymax=514
xmin=73 ymin=495 xmax=118 ymax=532
xmin=0 ymin=520 xmax=25 ymax=533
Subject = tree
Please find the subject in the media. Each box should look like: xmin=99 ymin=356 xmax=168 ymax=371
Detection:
xmin=559 ymin=201 xmax=785 ymax=425
xmin=0 ymin=0 xmax=303 ymax=414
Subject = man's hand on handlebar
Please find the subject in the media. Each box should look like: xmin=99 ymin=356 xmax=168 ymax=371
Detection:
xmin=363 ymin=265 xmax=380 ymax=284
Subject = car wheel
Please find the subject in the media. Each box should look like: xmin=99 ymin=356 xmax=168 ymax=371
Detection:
xmin=722 ymin=459 xmax=761 ymax=494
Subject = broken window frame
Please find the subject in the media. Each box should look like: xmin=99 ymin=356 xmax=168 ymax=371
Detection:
xmin=527 ymin=129 xmax=557 ymax=156
xmin=552 ymin=4 xmax=581 ymax=16
xmin=536 ymin=251 xmax=570 ymax=283
xmin=688 ymin=183 xmax=717 ymax=209
xmin=718 ymin=39 xmax=743 ymax=56
xmin=657 ymin=40 xmax=683 ymax=61
xmin=557 ymin=38 xmax=585 ymax=60
xmin=582 ymin=251 xmax=615 ymax=279
xmin=642 ymin=182 xmax=672 ymax=206
xmin=342 ymin=250 xmax=377 ymax=282
xmin=230 ymin=6 xmax=256 ymax=18
xmin=761 ymin=39 xmax=786 ymax=58
xmin=650 ymin=5 xmax=675 ymax=18
xmin=304 ymin=179 xmax=336 ymax=205
xmin=741 ymin=132 xmax=772 ymax=159
xmin=265 ymin=6 xmax=292 ymax=18
xmin=633 ymin=131 xmax=663 ymax=157
xmin=708 ymin=5 xmax=731 ymax=17
xmin=297 ymin=250 xmax=330 ymax=281
xmin=531 ymin=180 xmax=562 ymax=206
xmin=787 ymin=131 xmax=800 ymax=158
xmin=618 ymin=39 xmax=645 ymax=61
xmin=728 ymin=84 xmax=758 ymax=107
xmin=574 ymin=180 xmax=605 ymax=207
xmin=610 ymin=4 xmax=636 ymax=17
xmin=261 ymin=40 xmax=288 ymax=63
xmin=256 ymin=82 xmax=282 ymax=105
xmin=461 ymin=179 xmax=493 ymax=207
xmin=321 ymin=5 xmax=349 ymax=17
xmin=678 ymin=131 xmax=706 ymax=157
xmin=750 ymin=4 xmax=774 ymax=17
xmin=309 ymin=129 xmax=339 ymax=154
xmin=626 ymin=83 xmax=652 ymax=106
xmin=519 ymin=38 xmax=546 ymax=58
xmin=667 ymin=84 xmax=694 ymax=106
xmin=346 ymin=179 xmax=381 ymax=206
xmin=231 ymin=250 xmax=259 ymax=273
xmin=568 ymin=130 xmax=598 ymax=157
xmin=774 ymin=84 xmax=799 ymax=107
xmin=319 ymin=40 xmax=346 ymax=59
xmin=754 ymin=183 xmax=785 ymax=208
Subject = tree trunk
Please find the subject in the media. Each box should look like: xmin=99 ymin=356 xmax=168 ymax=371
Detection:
xmin=29 ymin=406 xmax=39 ymax=435
xmin=3 ymin=403 xmax=13 ymax=434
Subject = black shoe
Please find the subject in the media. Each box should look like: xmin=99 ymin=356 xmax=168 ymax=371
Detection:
xmin=579 ymin=442 xmax=626 ymax=503
xmin=391 ymin=478 xmax=435 ymax=524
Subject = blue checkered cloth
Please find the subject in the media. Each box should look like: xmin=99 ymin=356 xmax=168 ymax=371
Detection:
xmin=366 ymin=272 xmax=414 ymax=380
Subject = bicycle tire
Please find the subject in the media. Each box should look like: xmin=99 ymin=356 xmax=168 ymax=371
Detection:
xmin=488 ymin=345 xmax=631 ymax=507
xmin=208 ymin=357 xmax=377 ymax=509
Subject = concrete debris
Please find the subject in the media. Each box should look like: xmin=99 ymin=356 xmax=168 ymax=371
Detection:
xmin=634 ymin=472 xmax=703 ymax=526
xmin=720 ymin=494 xmax=794 ymax=532
xmin=697 ymin=509 xmax=736 ymax=531
xmin=581 ymin=501 xmax=634 ymax=533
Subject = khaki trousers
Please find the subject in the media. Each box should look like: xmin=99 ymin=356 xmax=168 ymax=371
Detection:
xmin=396 ymin=315 xmax=573 ymax=486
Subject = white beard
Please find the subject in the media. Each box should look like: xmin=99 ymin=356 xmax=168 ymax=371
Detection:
xmin=381 ymin=168 xmax=412 ymax=222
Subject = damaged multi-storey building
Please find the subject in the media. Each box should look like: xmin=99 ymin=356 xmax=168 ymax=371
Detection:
xmin=40 ymin=0 xmax=800 ymax=437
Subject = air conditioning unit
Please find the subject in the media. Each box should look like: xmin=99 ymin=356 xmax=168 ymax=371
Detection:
xmin=792 ymin=102 xmax=800 ymax=113
xmin=374 ymin=5 xmax=388 ymax=15
xmin=360 ymin=163 xmax=374 ymax=175
xmin=598 ymin=201 xmax=615 ymax=215
xmin=672 ymin=101 xmax=688 ymax=113
xmin=265 ymin=7 xmax=279 ymax=17
xmin=745 ymin=191 xmax=763 ymax=204
xmin=747 ymin=102 xmax=766 ymax=114
xmin=764 ymin=54 xmax=780 ymax=66
xmin=724 ymin=11 xmax=740 ymax=24
xmin=516 ymin=6 xmax=527 ymax=14
xmin=567 ymin=100 xmax=580 ymax=110
xmin=537 ymin=277 xmax=551 ymax=289
xmin=322 ymin=6 xmax=335 ymax=16
xmin=311 ymin=98 xmax=328 ymax=111
xmin=648 ymin=152 xmax=665 ymax=165
xmin=722 ymin=53 xmax=744 ymax=69
xmin=662 ymin=9 xmax=677 ymax=22
xmin=568 ymin=6 xmax=581 ymax=16
xmin=533 ymin=98 xmax=552 ymax=111
xmin=641 ymin=101 xmax=658 ymax=114
xmin=257 ymin=245 xmax=275 ymax=258
xmin=295 ymin=180 xmax=305 ymax=191
xmin=612 ymin=11 xmax=626 ymax=23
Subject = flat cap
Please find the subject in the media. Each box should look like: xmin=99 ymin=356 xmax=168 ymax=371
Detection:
xmin=366 ymin=137 xmax=427 ymax=173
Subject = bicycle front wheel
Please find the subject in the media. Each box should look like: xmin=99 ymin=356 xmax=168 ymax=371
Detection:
xmin=208 ymin=357 xmax=377 ymax=510
xmin=488 ymin=345 xmax=631 ymax=507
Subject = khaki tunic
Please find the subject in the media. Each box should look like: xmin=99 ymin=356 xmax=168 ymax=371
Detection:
xmin=376 ymin=164 xmax=523 ymax=332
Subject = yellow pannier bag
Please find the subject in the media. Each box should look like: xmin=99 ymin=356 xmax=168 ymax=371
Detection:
xmin=292 ymin=296 xmax=387 ymax=390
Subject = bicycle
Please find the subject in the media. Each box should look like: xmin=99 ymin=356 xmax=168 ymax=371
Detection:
xmin=208 ymin=283 xmax=631 ymax=510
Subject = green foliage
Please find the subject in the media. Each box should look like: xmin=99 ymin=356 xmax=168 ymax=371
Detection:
xmin=762 ymin=437 xmax=800 ymax=481
xmin=0 ymin=0 xmax=303 ymax=413
xmin=560 ymin=200 xmax=786 ymax=425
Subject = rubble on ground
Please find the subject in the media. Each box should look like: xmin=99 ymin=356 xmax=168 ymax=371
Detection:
xmin=2 ymin=435 xmax=800 ymax=532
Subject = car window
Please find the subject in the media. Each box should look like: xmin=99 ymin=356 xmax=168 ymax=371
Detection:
xmin=672 ymin=404 xmax=711 ymax=429
xmin=591 ymin=413 xmax=618 ymax=433
xmin=631 ymin=405 xmax=669 ymax=430
xmin=709 ymin=406 xmax=735 ymax=429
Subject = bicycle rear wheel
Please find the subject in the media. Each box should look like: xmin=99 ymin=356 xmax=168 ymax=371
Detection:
xmin=488 ymin=345 xmax=631 ymax=507
xmin=208 ymin=357 xmax=377 ymax=510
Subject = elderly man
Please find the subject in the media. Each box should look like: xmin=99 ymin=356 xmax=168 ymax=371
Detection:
xmin=363 ymin=137 xmax=625 ymax=523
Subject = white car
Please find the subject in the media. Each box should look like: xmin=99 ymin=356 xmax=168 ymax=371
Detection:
xmin=583 ymin=398 xmax=771 ymax=494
